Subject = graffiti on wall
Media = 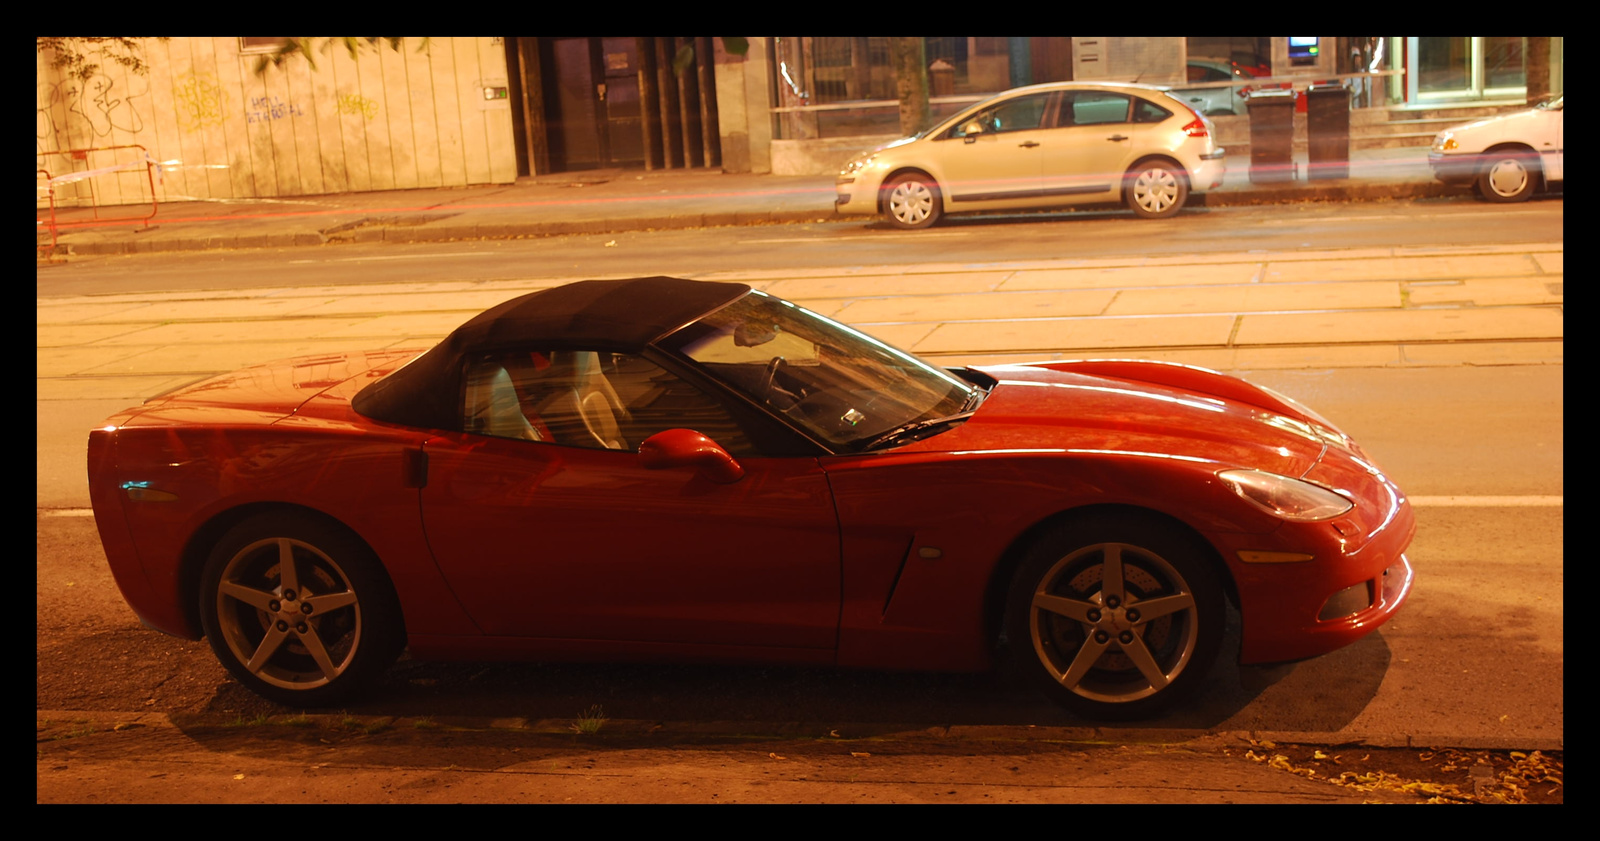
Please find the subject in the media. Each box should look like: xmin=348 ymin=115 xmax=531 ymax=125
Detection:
xmin=37 ymin=82 xmax=64 ymax=153
xmin=336 ymin=93 xmax=380 ymax=120
xmin=38 ymin=67 xmax=150 ymax=153
xmin=174 ymin=72 xmax=229 ymax=131
xmin=72 ymin=69 xmax=147 ymax=136
xmin=247 ymin=94 xmax=305 ymax=124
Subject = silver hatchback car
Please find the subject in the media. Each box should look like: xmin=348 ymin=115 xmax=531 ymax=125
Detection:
xmin=836 ymin=82 xmax=1227 ymax=229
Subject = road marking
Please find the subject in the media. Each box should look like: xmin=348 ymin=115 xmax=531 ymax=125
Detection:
xmin=287 ymin=252 xmax=499 ymax=264
xmin=745 ymin=231 xmax=980 ymax=244
xmin=1409 ymin=496 xmax=1563 ymax=507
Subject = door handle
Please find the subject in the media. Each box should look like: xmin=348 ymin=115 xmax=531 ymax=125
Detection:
xmin=1019 ymin=140 xmax=1041 ymax=148
xmin=1106 ymin=134 xmax=1129 ymax=142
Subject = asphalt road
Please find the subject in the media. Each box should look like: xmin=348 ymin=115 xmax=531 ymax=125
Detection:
xmin=36 ymin=198 xmax=1562 ymax=296
xmin=36 ymin=200 xmax=1563 ymax=800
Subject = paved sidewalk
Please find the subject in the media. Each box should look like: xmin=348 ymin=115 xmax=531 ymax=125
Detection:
xmin=38 ymin=147 xmax=1463 ymax=258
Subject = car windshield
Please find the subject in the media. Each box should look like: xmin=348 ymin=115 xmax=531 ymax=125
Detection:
xmin=660 ymin=291 xmax=979 ymax=451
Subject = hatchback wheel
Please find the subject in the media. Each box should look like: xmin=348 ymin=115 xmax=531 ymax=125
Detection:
xmin=1477 ymin=152 xmax=1539 ymax=203
xmin=1125 ymin=162 xmax=1189 ymax=219
xmin=200 ymin=512 xmax=404 ymax=706
xmin=1004 ymin=514 xmax=1223 ymax=719
xmin=882 ymin=173 xmax=942 ymax=229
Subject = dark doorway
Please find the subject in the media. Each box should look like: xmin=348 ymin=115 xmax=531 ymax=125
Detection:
xmin=541 ymin=37 xmax=644 ymax=171
xmin=507 ymin=37 xmax=721 ymax=176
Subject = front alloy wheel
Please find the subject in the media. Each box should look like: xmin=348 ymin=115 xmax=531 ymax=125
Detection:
xmin=1005 ymin=516 xmax=1222 ymax=719
xmin=882 ymin=174 xmax=942 ymax=229
xmin=200 ymin=513 xmax=403 ymax=706
xmin=1125 ymin=163 xmax=1189 ymax=219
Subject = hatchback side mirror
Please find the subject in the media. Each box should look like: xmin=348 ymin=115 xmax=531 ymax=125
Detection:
xmin=638 ymin=429 xmax=745 ymax=484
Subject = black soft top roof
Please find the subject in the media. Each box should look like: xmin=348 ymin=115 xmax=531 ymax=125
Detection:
xmin=352 ymin=276 xmax=750 ymax=431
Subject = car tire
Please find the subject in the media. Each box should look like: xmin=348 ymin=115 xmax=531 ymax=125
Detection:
xmin=1477 ymin=151 xmax=1539 ymax=203
xmin=1125 ymin=162 xmax=1189 ymax=219
xmin=200 ymin=512 xmax=404 ymax=707
xmin=882 ymin=173 xmax=942 ymax=229
xmin=1002 ymin=513 xmax=1224 ymax=720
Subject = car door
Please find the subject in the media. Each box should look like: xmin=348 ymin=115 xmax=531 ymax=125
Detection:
xmin=417 ymin=349 xmax=841 ymax=651
xmin=927 ymin=91 xmax=1056 ymax=209
xmin=1039 ymin=90 xmax=1137 ymax=202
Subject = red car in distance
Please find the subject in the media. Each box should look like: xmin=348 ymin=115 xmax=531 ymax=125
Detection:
xmin=88 ymin=277 xmax=1414 ymax=719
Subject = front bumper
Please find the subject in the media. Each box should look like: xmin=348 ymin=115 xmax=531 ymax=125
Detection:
xmin=1223 ymin=466 xmax=1416 ymax=664
xmin=1429 ymin=151 xmax=1481 ymax=185
xmin=834 ymin=175 xmax=882 ymax=217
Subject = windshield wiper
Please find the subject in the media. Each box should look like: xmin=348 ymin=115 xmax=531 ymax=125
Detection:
xmin=861 ymin=410 xmax=978 ymax=452
xmin=959 ymin=384 xmax=988 ymax=413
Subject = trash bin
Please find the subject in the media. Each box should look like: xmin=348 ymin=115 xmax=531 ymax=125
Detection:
xmin=1306 ymin=84 xmax=1351 ymax=180
xmin=929 ymin=58 xmax=955 ymax=97
xmin=1247 ymin=88 xmax=1296 ymax=184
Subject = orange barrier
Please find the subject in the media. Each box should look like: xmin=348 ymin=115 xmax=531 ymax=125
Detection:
xmin=37 ymin=144 xmax=160 ymax=257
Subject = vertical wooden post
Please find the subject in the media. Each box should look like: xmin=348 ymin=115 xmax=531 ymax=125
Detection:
xmin=656 ymin=37 xmax=683 ymax=167
xmin=697 ymin=36 xmax=720 ymax=168
xmin=636 ymin=37 xmax=660 ymax=170
xmin=515 ymin=38 xmax=550 ymax=177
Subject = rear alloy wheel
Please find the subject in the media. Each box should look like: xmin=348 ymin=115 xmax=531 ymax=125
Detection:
xmin=200 ymin=513 xmax=403 ymax=706
xmin=882 ymin=173 xmax=942 ymax=229
xmin=1477 ymin=151 xmax=1539 ymax=203
xmin=1004 ymin=515 xmax=1223 ymax=720
xmin=1125 ymin=162 xmax=1189 ymax=219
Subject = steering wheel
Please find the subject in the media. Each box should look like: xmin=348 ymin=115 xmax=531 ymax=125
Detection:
xmin=760 ymin=356 xmax=786 ymax=400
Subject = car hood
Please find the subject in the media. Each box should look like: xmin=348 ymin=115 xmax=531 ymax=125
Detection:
xmin=907 ymin=363 xmax=1328 ymax=476
xmin=850 ymin=135 xmax=919 ymax=161
xmin=1439 ymin=106 xmax=1558 ymax=145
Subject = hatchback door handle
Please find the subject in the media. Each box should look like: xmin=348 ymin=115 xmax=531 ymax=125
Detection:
xmin=1019 ymin=140 xmax=1040 ymax=148
xmin=1106 ymin=134 xmax=1129 ymax=142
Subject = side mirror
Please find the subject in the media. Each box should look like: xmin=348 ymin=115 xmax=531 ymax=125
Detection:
xmin=960 ymin=121 xmax=984 ymax=143
xmin=638 ymin=429 xmax=745 ymax=484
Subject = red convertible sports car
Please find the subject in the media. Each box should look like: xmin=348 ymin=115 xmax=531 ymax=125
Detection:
xmin=88 ymin=277 xmax=1414 ymax=719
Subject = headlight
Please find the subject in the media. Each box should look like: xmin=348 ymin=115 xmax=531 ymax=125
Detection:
xmin=840 ymin=155 xmax=875 ymax=177
xmin=1218 ymin=469 xmax=1353 ymax=522
xmin=1431 ymin=133 xmax=1458 ymax=152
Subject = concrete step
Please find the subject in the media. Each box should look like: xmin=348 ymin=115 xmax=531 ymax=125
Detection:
xmin=1209 ymin=102 xmax=1527 ymax=154
xmin=1222 ymin=135 xmax=1433 ymax=156
xmin=1386 ymin=102 xmax=1528 ymax=121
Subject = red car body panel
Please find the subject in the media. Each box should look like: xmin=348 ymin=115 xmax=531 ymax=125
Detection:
xmin=415 ymin=432 xmax=840 ymax=649
xmin=88 ymin=323 xmax=1413 ymax=680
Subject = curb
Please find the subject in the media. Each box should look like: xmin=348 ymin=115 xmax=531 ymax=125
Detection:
xmin=41 ymin=183 xmax=1475 ymax=259
xmin=35 ymin=710 xmax=1564 ymax=752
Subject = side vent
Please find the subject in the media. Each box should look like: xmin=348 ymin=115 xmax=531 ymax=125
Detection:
xmin=402 ymin=448 xmax=429 ymax=489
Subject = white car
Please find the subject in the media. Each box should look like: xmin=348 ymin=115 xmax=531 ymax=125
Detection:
xmin=835 ymin=82 xmax=1227 ymax=229
xmin=1429 ymin=95 xmax=1563 ymax=202
xmin=1176 ymin=59 xmax=1255 ymax=117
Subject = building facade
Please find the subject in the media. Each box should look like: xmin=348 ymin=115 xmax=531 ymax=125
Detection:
xmin=38 ymin=37 xmax=1563 ymax=208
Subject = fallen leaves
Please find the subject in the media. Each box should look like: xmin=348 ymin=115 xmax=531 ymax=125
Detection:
xmin=1242 ymin=740 xmax=1563 ymax=804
